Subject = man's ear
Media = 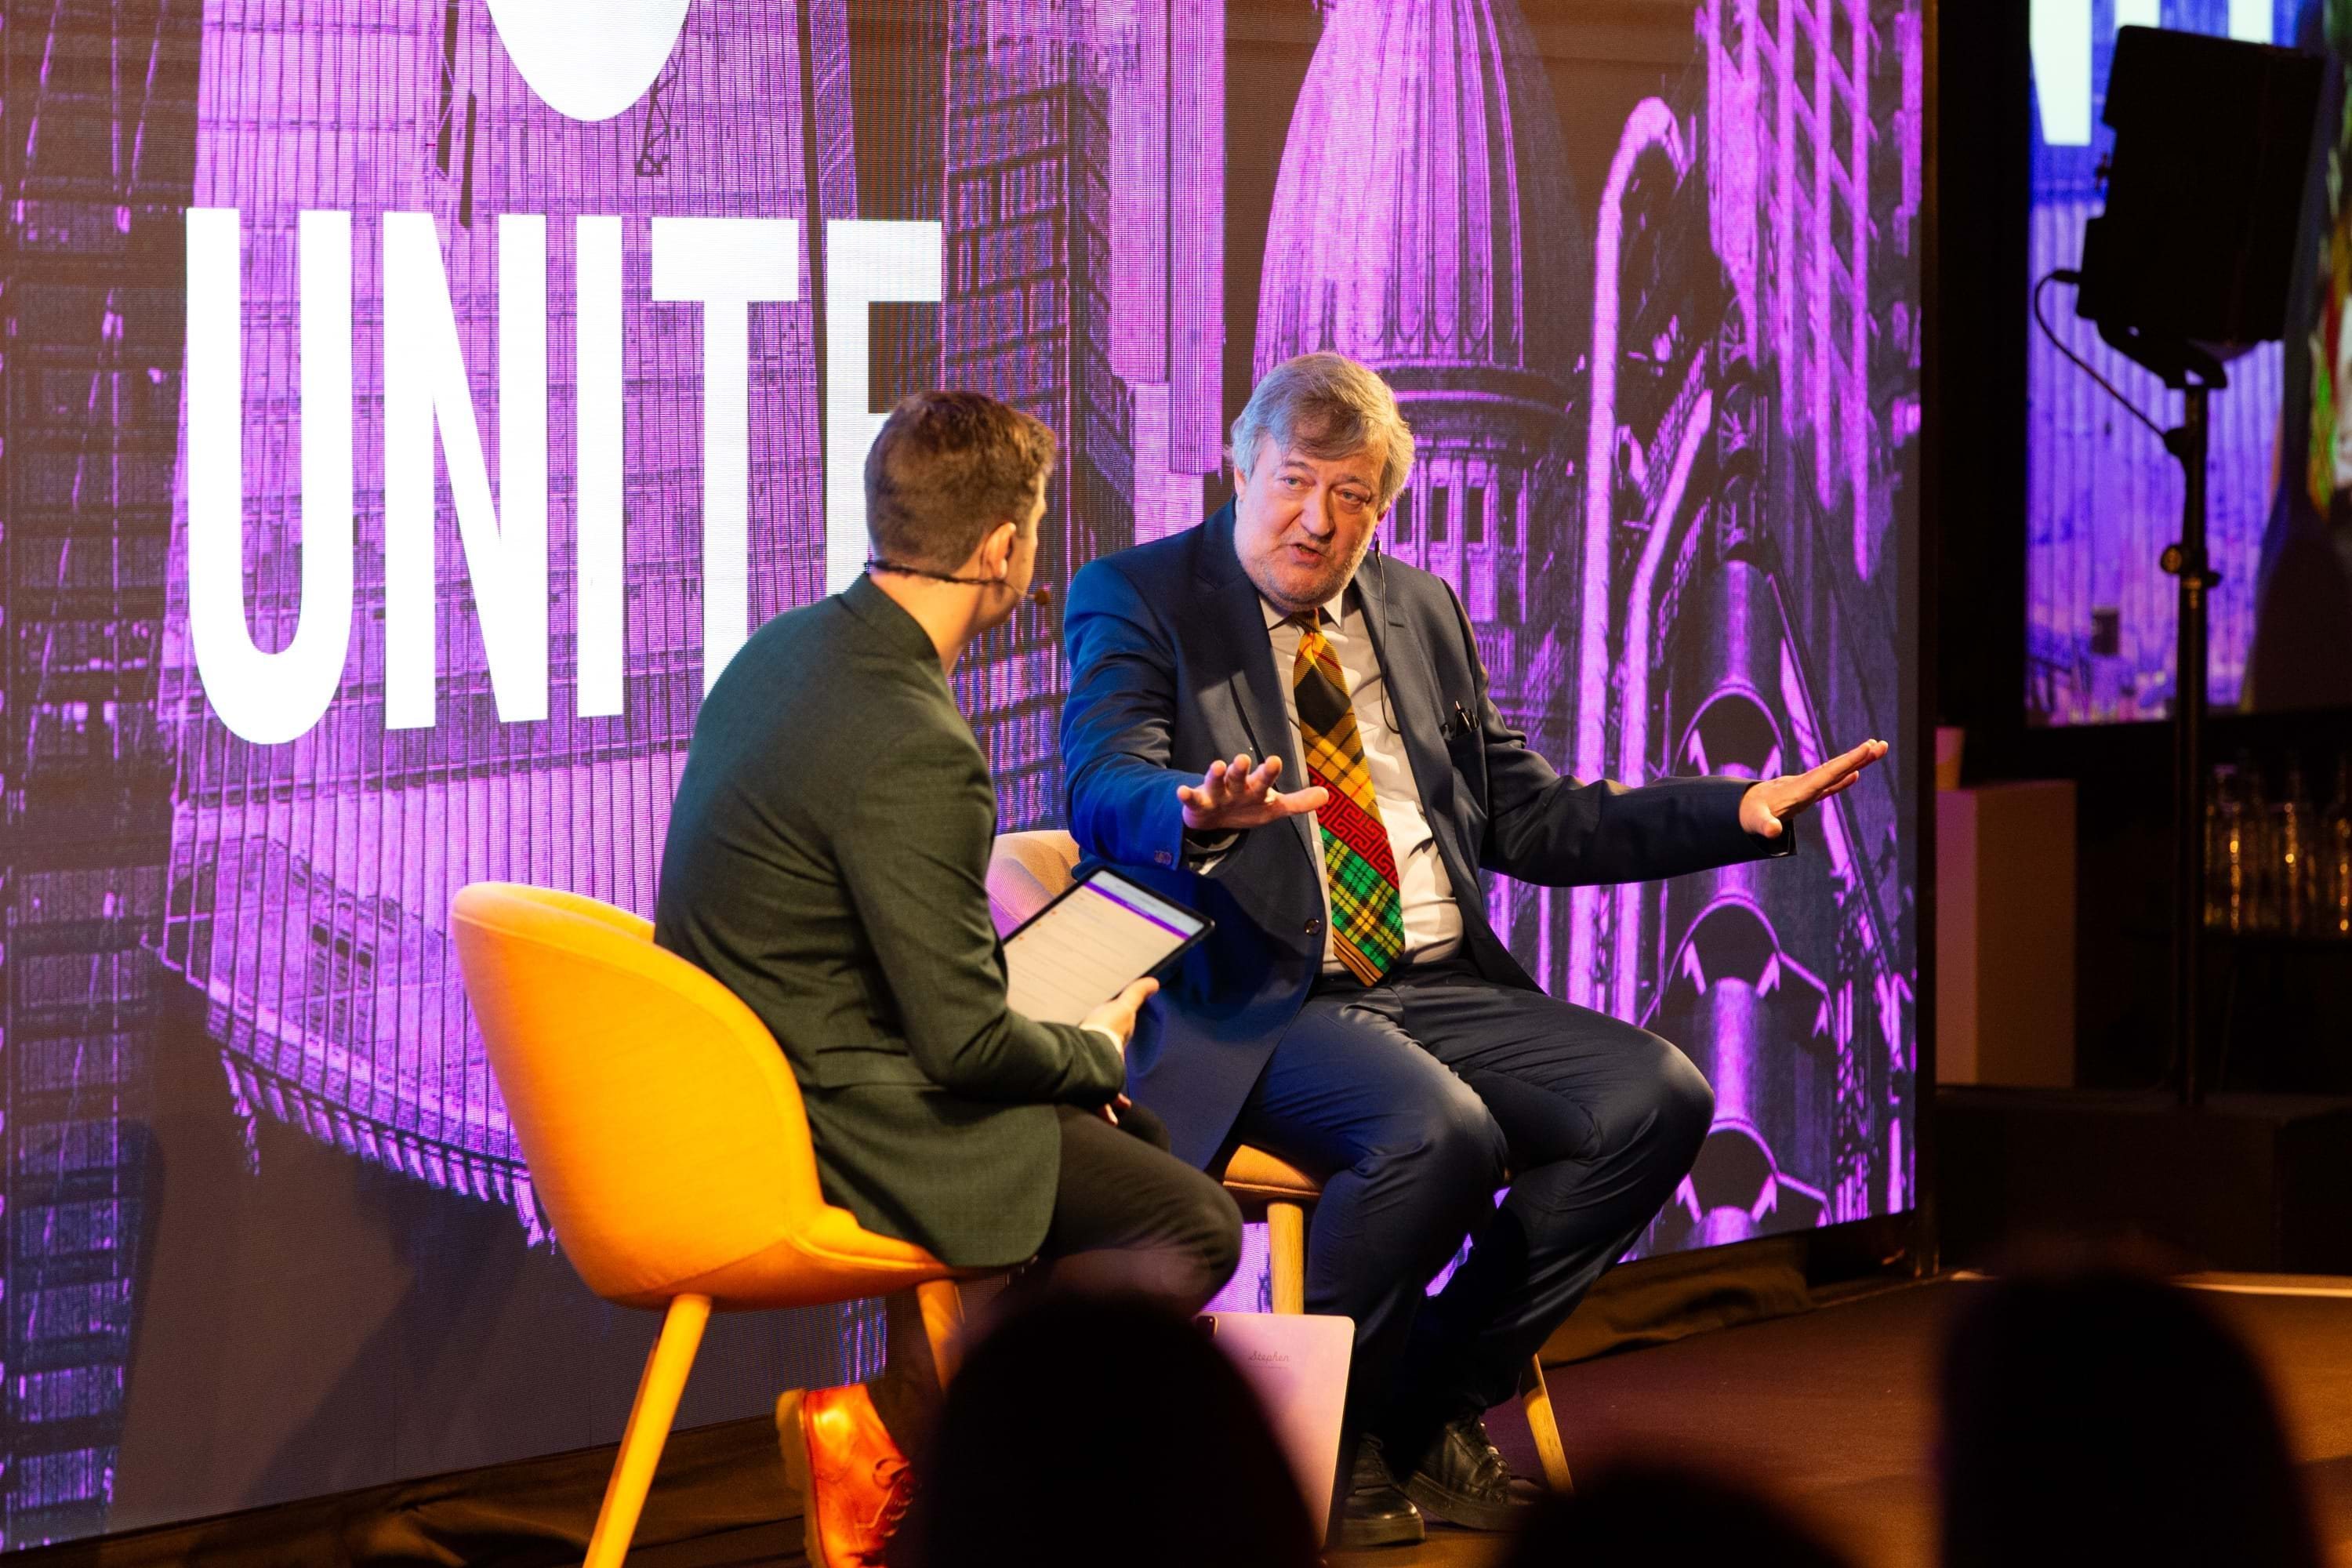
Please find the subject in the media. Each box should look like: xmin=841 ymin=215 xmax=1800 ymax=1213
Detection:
xmin=979 ymin=519 xmax=1019 ymax=579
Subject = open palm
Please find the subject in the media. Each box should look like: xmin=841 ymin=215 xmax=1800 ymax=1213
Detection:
xmin=1177 ymin=752 xmax=1330 ymax=833
xmin=1739 ymin=739 xmax=1889 ymax=840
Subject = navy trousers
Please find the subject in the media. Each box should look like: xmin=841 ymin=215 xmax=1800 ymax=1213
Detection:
xmin=1229 ymin=956 xmax=1715 ymax=1443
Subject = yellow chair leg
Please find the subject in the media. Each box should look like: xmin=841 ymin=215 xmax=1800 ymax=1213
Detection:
xmin=1268 ymin=1200 xmax=1307 ymax=1315
xmin=584 ymin=1293 xmax=711 ymax=1568
xmin=1520 ymin=1353 xmax=1573 ymax=1495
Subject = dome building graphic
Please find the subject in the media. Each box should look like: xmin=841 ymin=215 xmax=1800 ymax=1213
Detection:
xmin=1257 ymin=0 xmax=1918 ymax=1254
xmin=1256 ymin=0 xmax=1590 ymax=989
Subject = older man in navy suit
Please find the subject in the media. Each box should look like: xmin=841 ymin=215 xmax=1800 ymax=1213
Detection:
xmin=1061 ymin=352 xmax=1884 ymax=1548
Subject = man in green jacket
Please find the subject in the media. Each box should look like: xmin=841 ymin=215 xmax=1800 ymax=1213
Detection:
xmin=655 ymin=391 xmax=1240 ymax=1566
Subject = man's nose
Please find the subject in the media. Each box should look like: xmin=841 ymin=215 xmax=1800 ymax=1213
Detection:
xmin=1299 ymin=492 xmax=1334 ymax=536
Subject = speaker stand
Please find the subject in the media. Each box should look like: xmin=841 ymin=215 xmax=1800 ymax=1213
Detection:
xmin=2161 ymin=379 xmax=2219 ymax=1105
xmin=2096 ymin=323 xmax=2228 ymax=1108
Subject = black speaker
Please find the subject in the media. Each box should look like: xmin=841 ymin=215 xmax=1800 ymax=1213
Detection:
xmin=2075 ymin=25 xmax=2321 ymax=358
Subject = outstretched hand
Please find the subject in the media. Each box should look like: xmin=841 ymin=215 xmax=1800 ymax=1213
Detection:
xmin=1178 ymin=752 xmax=1329 ymax=834
xmin=1739 ymin=739 xmax=1889 ymax=840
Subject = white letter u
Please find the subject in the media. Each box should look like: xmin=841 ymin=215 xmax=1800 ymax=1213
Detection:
xmin=186 ymin=208 xmax=353 ymax=745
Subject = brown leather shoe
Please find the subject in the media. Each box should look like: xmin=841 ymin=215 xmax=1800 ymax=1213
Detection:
xmin=777 ymin=1385 xmax=914 ymax=1567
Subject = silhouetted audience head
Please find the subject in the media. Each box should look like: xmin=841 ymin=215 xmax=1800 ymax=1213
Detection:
xmin=897 ymin=1294 xmax=1318 ymax=1568
xmin=1499 ymin=1460 xmax=1853 ymax=1568
xmin=1938 ymin=1267 xmax=2321 ymax=1568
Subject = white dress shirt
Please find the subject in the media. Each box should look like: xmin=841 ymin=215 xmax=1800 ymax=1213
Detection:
xmin=1265 ymin=588 xmax=1462 ymax=972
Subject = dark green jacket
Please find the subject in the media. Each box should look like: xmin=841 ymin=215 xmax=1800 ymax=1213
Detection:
xmin=654 ymin=576 xmax=1123 ymax=1267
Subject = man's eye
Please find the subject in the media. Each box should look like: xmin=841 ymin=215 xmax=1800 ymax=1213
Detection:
xmin=1335 ymin=491 xmax=1371 ymax=513
xmin=1282 ymin=475 xmax=1308 ymax=490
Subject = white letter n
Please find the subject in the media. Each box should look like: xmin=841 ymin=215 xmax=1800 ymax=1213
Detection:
xmin=383 ymin=212 xmax=550 ymax=729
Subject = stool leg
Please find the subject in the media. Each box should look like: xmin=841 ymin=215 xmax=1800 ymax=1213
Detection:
xmin=586 ymin=1292 xmax=711 ymax=1568
xmin=916 ymin=1277 xmax=969 ymax=1388
xmin=1520 ymin=1354 xmax=1574 ymax=1494
xmin=1268 ymin=1200 xmax=1307 ymax=1315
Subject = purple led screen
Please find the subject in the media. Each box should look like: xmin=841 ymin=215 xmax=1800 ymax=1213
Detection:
xmin=2027 ymin=0 xmax=2352 ymax=722
xmin=0 ymin=0 xmax=1918 ymax=1547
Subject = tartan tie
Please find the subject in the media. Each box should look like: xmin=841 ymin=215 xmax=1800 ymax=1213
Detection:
xmin=1290 ymin=612 xmax=1406 ymax=983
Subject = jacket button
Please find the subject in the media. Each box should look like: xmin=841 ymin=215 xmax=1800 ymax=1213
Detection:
xmin=1155 ymin=850 xmax=1174 ymax=866
xmin=1305 ymin=916 xmax=1324 ymax=938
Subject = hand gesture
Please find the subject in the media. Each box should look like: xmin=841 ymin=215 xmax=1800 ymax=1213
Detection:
xmin=1080 ymin=977 xmax=1159 ymax=1051
xmin=1739 ymin=739 xmax=1889 ymax=840
xmin=1178 ymin=753 xmax=1329 ymax=834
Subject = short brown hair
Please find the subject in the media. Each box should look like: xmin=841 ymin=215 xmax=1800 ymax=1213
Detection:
xmin=865 ymin=390 xmax=1058 ymax=572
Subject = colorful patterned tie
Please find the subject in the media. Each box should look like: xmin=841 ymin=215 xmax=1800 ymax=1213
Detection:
xmin=1290 ymin=612 xmax=1406 ymax=983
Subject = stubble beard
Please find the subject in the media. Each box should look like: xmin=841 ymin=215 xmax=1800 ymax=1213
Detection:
xmin=1250 ymin=537 xmax=1368 ymax=618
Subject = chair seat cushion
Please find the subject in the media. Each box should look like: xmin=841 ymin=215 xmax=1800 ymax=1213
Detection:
xmin=1221 ymin=1144 xmax=1327 ymax=1203
xmin=609 ymin=1202 xmax=997 ymax=1312
xmin=1218 ymin=1146 xmax=1518 ymax=1207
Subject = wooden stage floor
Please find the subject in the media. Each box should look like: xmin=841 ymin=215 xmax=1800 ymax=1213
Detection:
xmin=622 ymin=1274 xmax=2352 ymax=1568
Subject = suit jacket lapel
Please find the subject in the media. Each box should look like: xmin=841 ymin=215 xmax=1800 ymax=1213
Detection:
xmin=1197 ymin=505 xmax=1316 ymax=873
xmin=1356 ymin=550 xmax=1456 ymax=820
xmin=1358 ymin=553 xmax=1495 ymax=930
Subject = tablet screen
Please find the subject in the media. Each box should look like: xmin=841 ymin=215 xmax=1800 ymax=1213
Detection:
xmin=1003 ymin=869 xmax=1209 ymax=1025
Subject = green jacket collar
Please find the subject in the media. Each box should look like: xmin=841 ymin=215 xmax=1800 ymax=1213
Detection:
xmin=840 ymin=572 xmax=942 ymax=668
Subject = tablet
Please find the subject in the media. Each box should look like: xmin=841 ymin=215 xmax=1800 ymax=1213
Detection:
xmin=1003 ymin=866 xmax=1212 ymax=1025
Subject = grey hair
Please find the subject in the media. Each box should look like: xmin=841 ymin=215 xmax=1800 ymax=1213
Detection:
xmin=1229 ymin=352 xmax=1417 ymax=510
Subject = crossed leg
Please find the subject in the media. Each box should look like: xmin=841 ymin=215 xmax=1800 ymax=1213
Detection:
xmin=1229 ymin=958 xmax=1713 ymax=1443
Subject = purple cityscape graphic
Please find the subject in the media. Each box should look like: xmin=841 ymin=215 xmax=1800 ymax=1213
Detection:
xmin=2025 ymin=0 xmax=2299 ymax=724
xmin=0 ymin=0 xmax=1918 ymax=1544
xmin=1252 ymin=0 xmax=1918 ymax=1255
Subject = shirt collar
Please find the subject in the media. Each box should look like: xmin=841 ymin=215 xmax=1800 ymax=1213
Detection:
xmin=1259 ymin=583 xmax=1349 ymax=633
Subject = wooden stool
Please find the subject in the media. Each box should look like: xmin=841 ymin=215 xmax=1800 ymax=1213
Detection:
xmin=1221 ymin=1144 xmax=1575 ymax=1494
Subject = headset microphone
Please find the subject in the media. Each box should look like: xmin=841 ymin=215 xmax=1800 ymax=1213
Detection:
xmin=865 ymin=557 xmax=1054 ymax=615
xmin=869 ymin=557 xmax=1049 ymax=605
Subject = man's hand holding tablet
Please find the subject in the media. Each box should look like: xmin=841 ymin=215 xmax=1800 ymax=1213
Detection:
xmin=1080 ymin=978 xmax=1155 ymax=1125
xmin=1004 ymin=868 xmax=1214 ymax=1126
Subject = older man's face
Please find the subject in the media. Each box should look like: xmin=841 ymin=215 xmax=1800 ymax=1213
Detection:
xmin=1232 ymin=438 xmax=1385 ymax=616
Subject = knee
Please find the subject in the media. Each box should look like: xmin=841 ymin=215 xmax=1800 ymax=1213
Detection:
xmin=1201 ymin=1183 xmax=1245 ymax=1283
xmin=1650 ymin=1041 xmax=1715 ymax=1157
xmin=1182 ymin=1180 xmax=1246 ymax=1301
xmin=1395 ymin=1090 xmax=1508 ymax=1195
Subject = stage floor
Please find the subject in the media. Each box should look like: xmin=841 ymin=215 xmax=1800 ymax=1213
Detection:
xmin=625 ymin=1275 xmax=2352 ymax=1568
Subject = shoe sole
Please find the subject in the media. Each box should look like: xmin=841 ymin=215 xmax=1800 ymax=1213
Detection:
xmin=1403 ymin=1472 xmax=1531 ymax=1534
xmin=775 ymin=1388 xmax=829 ymax=1568
xmin=1332 ymin=1510 xmax=1426 ymax=1550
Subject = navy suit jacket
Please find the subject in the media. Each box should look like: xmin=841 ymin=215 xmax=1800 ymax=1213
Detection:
xmin=1060 ymin=504 xmax=1788 ymax=1171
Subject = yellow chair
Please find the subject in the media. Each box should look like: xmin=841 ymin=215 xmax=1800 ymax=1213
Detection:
xmin=452 ymin=883 xmax=991 ymax=1567
xmin=985 ymin=831 xmax=1575 ymax=1494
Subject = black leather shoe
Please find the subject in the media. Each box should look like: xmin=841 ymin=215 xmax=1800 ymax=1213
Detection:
xmin=1399 ymin=1414 xmax=1543 ymax=1533
xmin=1334 ymin=1434 xmax=1425 ymax=1548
